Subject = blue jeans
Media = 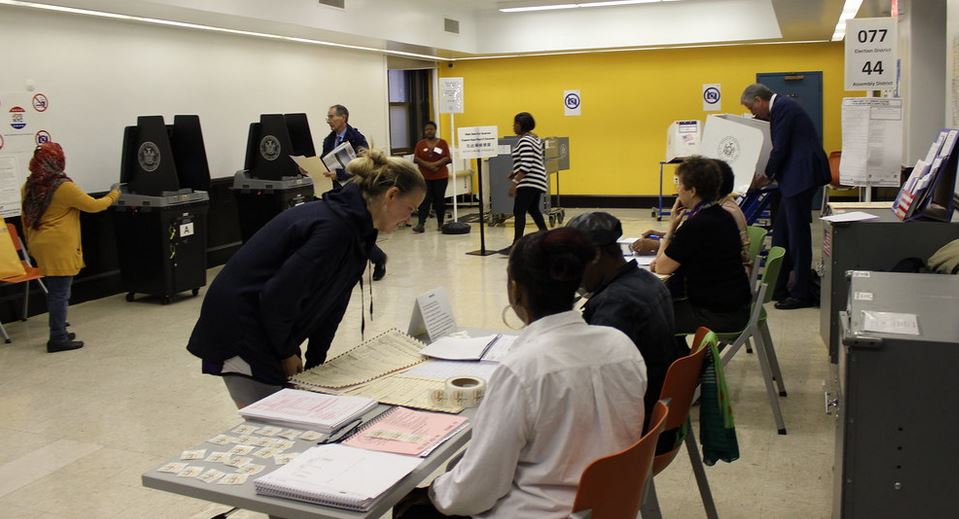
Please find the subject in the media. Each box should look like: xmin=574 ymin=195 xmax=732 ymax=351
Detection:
xmin=45 ymin=276 xmax=73 ymax=341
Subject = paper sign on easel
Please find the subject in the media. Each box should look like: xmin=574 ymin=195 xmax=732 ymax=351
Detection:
xmin=408 ymin=287 xmax=457 ymax=342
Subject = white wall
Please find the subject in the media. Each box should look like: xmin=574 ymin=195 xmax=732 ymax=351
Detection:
xmin=0 ymin=6 xmax=389 ymax=191
xmin=899 ymin=0 xmax=946 ymax=165
xmin=474 ymin=0 xmax=782 ymax=54
xmin=948 ymin=0 xmax=959 ymax=127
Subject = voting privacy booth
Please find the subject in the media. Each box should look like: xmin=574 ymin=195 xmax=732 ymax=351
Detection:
xmin=233 ymin=114 xmax=316 ymax=242
xmin=701 ymin=114 xmax=772 ymax=193
xmin=114 ymin=115 xmax=210 ymax=304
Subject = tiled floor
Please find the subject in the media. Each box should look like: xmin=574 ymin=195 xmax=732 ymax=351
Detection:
xmin=0 ymin=208 xmax=834 ymax=518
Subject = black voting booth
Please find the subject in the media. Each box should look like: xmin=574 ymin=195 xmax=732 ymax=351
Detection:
xmin=233 ymin=113 xmax=316 ymax=242
xmin=114 ymin=115 xmax=210 ymax=304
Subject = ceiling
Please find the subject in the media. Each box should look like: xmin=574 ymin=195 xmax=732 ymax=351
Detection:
xmin=3 ymin=0 xmax=897 ymax=60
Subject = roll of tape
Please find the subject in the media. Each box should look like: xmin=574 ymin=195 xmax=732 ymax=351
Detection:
xmin=429 ymin=376 xmax=486 ymax=408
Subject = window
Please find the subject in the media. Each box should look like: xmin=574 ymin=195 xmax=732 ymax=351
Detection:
xmin=387 ymin=69 xmax=431 ymax=155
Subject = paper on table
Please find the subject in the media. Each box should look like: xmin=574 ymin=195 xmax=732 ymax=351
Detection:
xmin=419 ymin=335 xmax=498 ymax=360
xmin=237 ymin=389 xmax=376 ymax=432
xmin=290 ymin=329 xmax=426 ymax=390
xmin=344 ymin=407 xmax=468 ymax=457
xmin=289 ymin=155 xmax=332 ymax=195
xmin=344 ymin=374 xmax=464 ymax=413
xmin=862 ymin=310 xmax=920 ymax=335
xmin=404 ymin=360 xmax=500 ymax=382
xmin=254 ymin=444 xmax=422 ymax=502
xmin=820 ymin=211 xmax=881 ymax=223
xmin=408 ymin=288 xmax=457 ymax=342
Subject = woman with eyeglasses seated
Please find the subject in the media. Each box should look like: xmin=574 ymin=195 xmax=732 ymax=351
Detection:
xmin=650 ymin=156 xmax=752 ymax=335
xmin=187 ymin=149 xmax=425 ymax=408
xmin=394 ymin=227 xmax=648 ymax=518
xmin=21 ymin=142 xmax=120 ymax=353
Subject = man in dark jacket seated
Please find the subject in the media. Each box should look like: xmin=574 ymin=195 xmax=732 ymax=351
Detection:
xmin=567 ymin=211 xmax=685 ymax=424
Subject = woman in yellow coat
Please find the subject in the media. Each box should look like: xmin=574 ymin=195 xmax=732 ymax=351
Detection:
xmin=21 ymin=142 xmax=119 ymax=353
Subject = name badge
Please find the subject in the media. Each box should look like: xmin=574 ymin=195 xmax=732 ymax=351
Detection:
xmin=433 ymin=146 xmax=444 ymax=155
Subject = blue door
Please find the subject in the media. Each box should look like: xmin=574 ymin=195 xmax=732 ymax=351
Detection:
xmin=756 ymin=71 xmax=824 ymax=145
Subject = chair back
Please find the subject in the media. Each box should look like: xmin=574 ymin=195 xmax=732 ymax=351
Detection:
xmin=828 ymin=151 xmax=842 ymax=187
xmin=571 ymin=400 xmax=669 ymax=519
xmin=746 ymin=225 xmax=767 ymax=266
xmin=760 ymin=246 xmax=786 ymax=305
xmin=651 ymin=327 xmax=717 ymax=474
xmin=6 ymin=224 xmax=24 ymax=254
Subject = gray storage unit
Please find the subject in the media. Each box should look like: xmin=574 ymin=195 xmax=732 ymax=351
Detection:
xmin=820 ymin=205 xmax=959 ymax=362
xmin=834 ymin=271 xmax=959 ymax=519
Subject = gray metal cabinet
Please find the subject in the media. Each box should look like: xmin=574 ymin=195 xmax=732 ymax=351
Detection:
xmin=834 ymin=272 xmax=959 ymax=518
xmin=820 ymin=206 xmax=959 ymax=362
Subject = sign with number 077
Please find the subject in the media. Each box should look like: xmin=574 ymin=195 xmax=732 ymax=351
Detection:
xmin=844 ymin=17 xmax=897 ymax=91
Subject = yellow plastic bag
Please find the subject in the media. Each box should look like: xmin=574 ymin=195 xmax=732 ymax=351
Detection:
xmin=0 ymin=225 xmax=26 ymax=279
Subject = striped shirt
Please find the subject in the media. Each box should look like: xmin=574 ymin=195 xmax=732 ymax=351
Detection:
xmin=511 ymin=134 xmax=549 ymax=193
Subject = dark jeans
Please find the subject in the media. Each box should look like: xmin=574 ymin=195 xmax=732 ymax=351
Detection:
xmin=512 ymin=186 xmax=547 ymax=243
xmin=393 ymin=487 xmax=469 ymax=519
xmin=418 ymin=178 xmax=449 ymax=227
xmin=773 ymin=187 xmax=816 ymax=300
xmin=45 ymin=276 xmax=73 ymax=341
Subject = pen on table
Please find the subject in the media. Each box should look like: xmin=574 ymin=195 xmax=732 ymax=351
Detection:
xmin=318 ymin=418 xmax=364 ymax=445
xmin=479 ymin=334 xmax=501 ymax=359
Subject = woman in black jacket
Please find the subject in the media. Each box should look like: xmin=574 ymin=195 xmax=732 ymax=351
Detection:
xmin=187 ymin=149 xmax=425 ymax=407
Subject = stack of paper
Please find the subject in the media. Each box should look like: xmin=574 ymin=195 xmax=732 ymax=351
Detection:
xmin=254 ymin=444 xmax=421 ymax=512
xmin=238 ymin=389 xmax=376 ymax=433
xmin=344 ymin=407 xmax=468 ymax=457
xmin=419 ymin=334 xmax=516 ymax=362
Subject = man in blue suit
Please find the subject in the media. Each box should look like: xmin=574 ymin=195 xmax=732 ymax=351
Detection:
xmin=741 ymin=84 xmax=830 ymax=309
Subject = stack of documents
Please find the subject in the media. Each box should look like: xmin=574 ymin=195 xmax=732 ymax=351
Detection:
xmin=344 ymin=407 xmax=469 ymax=457
xmin=254 ymin=444 xmax=421 ymax=512
xmin=238 ymin=389 xmax=376 ymax=434
xmin=419 ymin=334 xmax=515 ymax=362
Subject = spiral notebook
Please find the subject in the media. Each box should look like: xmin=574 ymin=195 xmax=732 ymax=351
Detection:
xmin=343 ymin=407 xmax=469 ymax=457
xmin=254 ymin=444 xmax=422 ymax=512
xmin=237 ymin=388 xmax=376 ymax=433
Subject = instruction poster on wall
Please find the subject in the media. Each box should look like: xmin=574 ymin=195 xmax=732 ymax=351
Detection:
xmin=439 ymin=78 xmax=464 ymax=114
xmin=839 ymin=97 xmax=902 ymax=187
xmin=0 ymin=90 xmax=54 ymax=216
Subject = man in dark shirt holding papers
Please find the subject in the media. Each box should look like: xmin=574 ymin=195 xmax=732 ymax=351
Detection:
xmin=321 ymin=104 xmax=388 ymax=280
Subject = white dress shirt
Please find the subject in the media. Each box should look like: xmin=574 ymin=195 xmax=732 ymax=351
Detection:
xmin=430 ymin=311 xmax=648 ymax=518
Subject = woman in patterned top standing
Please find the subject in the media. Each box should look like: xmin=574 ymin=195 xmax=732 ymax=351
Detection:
xmin=503 ymin=112 xmax=549 ymax=254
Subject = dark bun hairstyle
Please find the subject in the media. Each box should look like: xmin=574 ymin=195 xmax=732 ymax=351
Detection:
xmin=346 ymin=148 xmax=425 ymax=198
xmin=508 ymin=227 xmax=595 ymax=316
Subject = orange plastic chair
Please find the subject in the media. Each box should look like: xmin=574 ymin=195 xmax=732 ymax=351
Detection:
xmin=828 ymin=150 xmax=843 ymax=187
xmin=0 ymin=224 xmax=48 ymax=343
xmin=642 ymin=326 xmax=719 ymax=519
xmin=569 ymin=400 xmax=669 ymax=519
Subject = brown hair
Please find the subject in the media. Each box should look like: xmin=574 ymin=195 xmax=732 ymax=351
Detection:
xmin=677 ymin=156 xmax=722 ymax=202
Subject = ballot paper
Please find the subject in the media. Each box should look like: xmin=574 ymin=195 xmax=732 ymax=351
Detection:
xmin=820 ymin=211 xmax=881 ymax=223
xmin=290 ymin=155 xmax=332 ymax=195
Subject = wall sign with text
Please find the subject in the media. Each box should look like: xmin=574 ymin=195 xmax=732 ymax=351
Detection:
xmin=844 ymin=17 xmax=897 ymax=91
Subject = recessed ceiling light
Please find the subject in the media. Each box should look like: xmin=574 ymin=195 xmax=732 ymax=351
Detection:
xmin=831 ymin=0 xmax=864 ymax=41
xmin=499 ymin=0 xmax=667 ymax=13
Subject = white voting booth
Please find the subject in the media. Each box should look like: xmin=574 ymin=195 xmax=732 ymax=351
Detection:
xmin=701 ymin=114 xmax=772 ymax=193
xmin=666 ymin=120 xmax=702 ymax=162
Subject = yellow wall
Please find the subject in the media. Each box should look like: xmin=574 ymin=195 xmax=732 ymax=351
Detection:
xmin=440 ymin=42 xmax=853 ymax=196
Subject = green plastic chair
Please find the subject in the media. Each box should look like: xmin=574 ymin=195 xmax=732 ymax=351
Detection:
xmin=746 ymin=225 xmax=768 ymax=288
xmin=715 ymin=246 xmax=788 ymax=435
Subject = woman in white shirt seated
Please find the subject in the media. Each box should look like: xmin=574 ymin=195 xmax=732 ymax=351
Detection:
xmin=395 ymin=227 xmax=649 ymax=519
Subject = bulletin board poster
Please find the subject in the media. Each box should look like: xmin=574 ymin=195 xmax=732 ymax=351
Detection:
xmin=0 ymin=91 xmax=54 ymax=217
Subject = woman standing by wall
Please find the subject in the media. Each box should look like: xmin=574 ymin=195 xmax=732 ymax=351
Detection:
xmin=21 ymin=142 xmax=119 ymax=353
xmin=412 ymin=121 xmax=451 ymax=233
